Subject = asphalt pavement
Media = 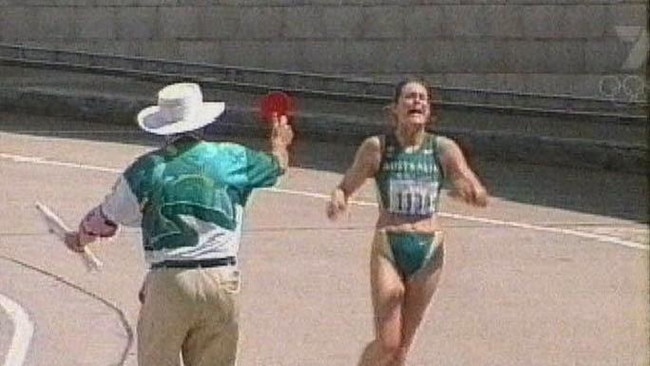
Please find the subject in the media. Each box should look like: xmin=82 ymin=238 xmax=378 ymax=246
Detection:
xmin=0 ymin=112 xmax=647 ymax=365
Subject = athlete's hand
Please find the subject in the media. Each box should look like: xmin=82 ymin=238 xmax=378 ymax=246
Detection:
xmin=326 ymin=188 xmax=348 ymax=220
xmin=449 ymin=178 xmax=488 ymax=207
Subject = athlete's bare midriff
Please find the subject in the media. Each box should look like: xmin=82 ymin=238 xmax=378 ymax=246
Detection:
xmin=376 ymin=210 xmax=442 ymax=234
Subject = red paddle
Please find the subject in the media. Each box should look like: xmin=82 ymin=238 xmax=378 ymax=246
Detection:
xmin=259 ymin=91 xmax=296 ymax=124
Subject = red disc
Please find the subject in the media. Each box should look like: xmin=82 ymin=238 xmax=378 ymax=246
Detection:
xmin=259 ymin=91 xmax=295 ymax=123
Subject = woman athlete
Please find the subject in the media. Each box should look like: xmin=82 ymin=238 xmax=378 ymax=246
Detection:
xmin=326 ymin=78 xmax=488 ymax=366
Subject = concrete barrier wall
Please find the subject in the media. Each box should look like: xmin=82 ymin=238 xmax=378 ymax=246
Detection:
xmin=0 ymin=1 xmax=647 ymax=98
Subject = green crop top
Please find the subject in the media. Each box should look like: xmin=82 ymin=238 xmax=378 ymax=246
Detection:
xmin=375 ymin=133 xmax=444 ymax=216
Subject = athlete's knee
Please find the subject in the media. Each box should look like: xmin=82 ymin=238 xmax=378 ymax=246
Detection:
xmin=378 ymin=286 xmax=404 ymax=309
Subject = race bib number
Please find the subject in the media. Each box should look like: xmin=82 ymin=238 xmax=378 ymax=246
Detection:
xmin=387 ymin=180 xmax=439 ymax=215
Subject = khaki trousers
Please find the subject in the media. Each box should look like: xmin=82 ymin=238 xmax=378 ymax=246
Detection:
xmin=137 ymin=266 xmax=241 ymax=366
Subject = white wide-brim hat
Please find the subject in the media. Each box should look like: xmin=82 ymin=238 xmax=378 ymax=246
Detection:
xmin=137 ymin=82 xmax=225 ymax=135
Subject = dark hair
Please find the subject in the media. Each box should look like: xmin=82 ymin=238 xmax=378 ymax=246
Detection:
xmin=392 ymin=77 xmax=430 ymax=103
xmin=391 ymin=77 xmax=441 ymax=120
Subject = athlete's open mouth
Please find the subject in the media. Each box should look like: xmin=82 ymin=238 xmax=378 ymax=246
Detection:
xmin=407 ymin=108 xmax=424 ymax=116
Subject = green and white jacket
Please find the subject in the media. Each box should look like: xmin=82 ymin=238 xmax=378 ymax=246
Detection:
xmin=99 ymin=137 xmax=284 ymax=265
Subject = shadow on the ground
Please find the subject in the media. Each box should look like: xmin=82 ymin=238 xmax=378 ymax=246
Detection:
xmin=1 ymin=112 xmax=647 ymax=223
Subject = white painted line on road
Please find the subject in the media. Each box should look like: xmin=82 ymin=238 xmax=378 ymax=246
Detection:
xmin=0 ymin=294 xmax=34 ymax=366
xmin=1 ymin=152 xmax=648 ymax=251
xmin=272 ymin=188 xmax=650 ymax=251
xmin=2 ymin=130 xmax=135 ymax=135
xmin=0 ymin=153 xmax=119 ymax=174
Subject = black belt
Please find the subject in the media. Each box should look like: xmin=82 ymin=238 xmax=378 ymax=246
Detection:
xmin=151 ymin=257 xmax=236 ymax=269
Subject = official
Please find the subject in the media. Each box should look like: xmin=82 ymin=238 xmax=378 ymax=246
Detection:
xmin=65 ymin=82 xmax=294 ymax=366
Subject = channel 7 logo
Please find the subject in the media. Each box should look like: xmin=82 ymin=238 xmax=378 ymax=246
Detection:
xmin=599 ymin=26 xmax=648 ymax=103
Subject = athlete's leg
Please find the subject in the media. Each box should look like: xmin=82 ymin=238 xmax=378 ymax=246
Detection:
xmin=393 ymin=245 xmax=445 ymax=366
xmin=358 ymin=233 xmax=407 ymax=366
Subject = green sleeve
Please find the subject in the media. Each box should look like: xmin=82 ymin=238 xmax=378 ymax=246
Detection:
xmin=244 ymin=148 xmax=284 ymax=189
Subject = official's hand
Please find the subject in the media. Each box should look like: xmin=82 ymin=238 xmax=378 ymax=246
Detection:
xmin=270 ymin=113 xmax=294 ymax=148
xmin=65 ymin=221 xmax=103 ymax=253
xmin=64 ymin=232 xmax=86 ymax=253
xmin=326 ymin=188 xmax=348 ymax=220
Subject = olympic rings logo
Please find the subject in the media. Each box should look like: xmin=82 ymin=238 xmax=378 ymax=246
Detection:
xmin=598 ymin=75 xmax=647 ymax=104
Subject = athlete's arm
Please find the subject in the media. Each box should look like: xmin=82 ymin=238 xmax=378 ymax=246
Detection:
xmin=438 ymin=136 xmax=487 ymax=207
xmin=327 ymin=136 xmax=381 ymax=220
